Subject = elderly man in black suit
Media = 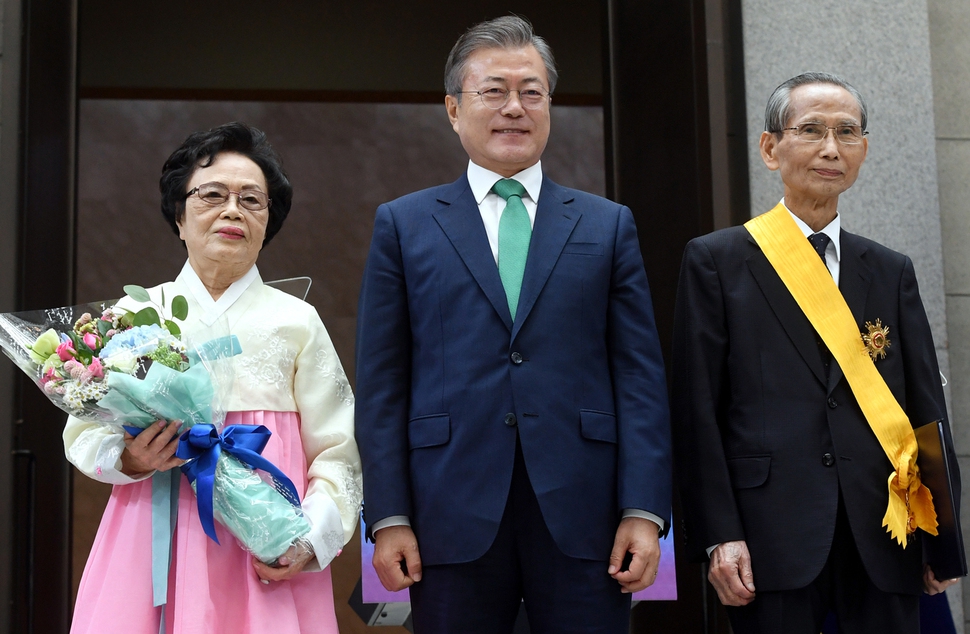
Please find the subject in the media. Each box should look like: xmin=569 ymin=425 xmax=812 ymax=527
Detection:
xmin=672 ymin=72 xmax=959 ymax=633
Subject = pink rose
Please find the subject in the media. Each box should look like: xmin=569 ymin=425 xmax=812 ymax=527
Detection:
xmin=56 ymin=341 xmax=76 ymax=361
xmin=83 ymin=332 xmax=99 ymax=349
xmin=88 ymin=357 xmax=104 ymax=379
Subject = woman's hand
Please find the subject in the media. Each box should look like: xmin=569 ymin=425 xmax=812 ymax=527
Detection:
xmin=253 ymin=539 xmax=315 ymax=584
xmin=120 ymin=420 xmax=183 ymax=476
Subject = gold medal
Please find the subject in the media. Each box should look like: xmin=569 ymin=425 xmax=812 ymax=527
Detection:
xmin=862 ymin=319 xmax=891 ymax=362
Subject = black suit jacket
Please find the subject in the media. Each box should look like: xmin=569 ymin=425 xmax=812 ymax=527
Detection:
xmin=671 ymin=225 xmax=958 ymax=595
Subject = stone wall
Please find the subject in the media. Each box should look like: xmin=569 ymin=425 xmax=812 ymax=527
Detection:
xmin=929 ymin=0 xmax=970 ymax=630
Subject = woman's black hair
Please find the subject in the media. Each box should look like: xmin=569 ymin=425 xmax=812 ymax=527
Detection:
xmin=159 ymin=122 xmax=293 ymax=246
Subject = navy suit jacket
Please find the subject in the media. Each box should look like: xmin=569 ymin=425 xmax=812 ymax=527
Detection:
xmin=355 ymin=173 xmax=672 ymax=566
xmin=672 ymin=225 xmax=959 ymax=595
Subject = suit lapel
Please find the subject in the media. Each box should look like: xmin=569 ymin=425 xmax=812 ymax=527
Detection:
xmin=511 ymin=177 xmax=580 ymax=339
xmin=828 ymin=230 xmax=871 ymax=393
xmin=745 ymin=235 xmax=828 ymax=386
xmin=432 ymin=176 xmax=513 ymax=331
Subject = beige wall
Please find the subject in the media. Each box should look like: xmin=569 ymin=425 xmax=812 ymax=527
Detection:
xmin=930 ymin=0 xmax=970 ymax=630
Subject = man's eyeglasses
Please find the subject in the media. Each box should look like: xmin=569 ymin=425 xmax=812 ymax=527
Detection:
xmin=185 ymin=182 xmax=271 ymax=211
xmin=460 ymin=87 xmax=551 ymax=110
xmin=779 ymin=122 xmax=868 ymax=145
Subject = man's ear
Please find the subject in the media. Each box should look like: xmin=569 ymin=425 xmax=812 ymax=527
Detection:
xmin=759 ymin=131 xmax=781 ymax=171
xmin=445 ymin=95 xmax=460 ymax=133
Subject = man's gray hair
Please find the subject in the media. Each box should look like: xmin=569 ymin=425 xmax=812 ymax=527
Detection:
xmin=444 ymin=15 xmax=558 ymax=101
xmin=764 ymin=72 xmax=869 ymax=135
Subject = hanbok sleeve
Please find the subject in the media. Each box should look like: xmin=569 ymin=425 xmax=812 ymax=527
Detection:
xmin=292 ymin=309 xmax=362 ymax=571
xmin=63 ymin=414 xmax=150 ymax=485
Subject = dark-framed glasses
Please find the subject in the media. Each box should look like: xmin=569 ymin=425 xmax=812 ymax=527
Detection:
xmin=780 ymin=122 xmax=868 ymax=145
xmin=460 ymin=87 xmax=551 ymax=110
xmin=185 ymin=182 xmax=270 ymax=211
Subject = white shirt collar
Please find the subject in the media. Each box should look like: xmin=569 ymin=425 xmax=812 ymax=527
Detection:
xmin=781 ymin=198 xmax=841 ymax=263
xmin=178 ymin=260 xmax=260 ymax=326
xmin=466 ymin=160 xmax=543 ymax=205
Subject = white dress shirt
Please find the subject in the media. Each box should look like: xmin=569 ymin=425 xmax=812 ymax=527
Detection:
xmin=783 ymin=199 xmax=841 ymax=285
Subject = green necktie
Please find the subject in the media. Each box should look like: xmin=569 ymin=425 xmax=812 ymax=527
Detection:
xmin=494 ymin=178 xmax=532 ymax=321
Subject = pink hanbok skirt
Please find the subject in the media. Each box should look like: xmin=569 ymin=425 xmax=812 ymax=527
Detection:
xmin=70 ymin=411 xmax=338 ymax=634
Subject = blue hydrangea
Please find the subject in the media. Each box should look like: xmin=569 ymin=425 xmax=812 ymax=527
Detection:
xmin=99 ymin=324 xmax=177 ymax=359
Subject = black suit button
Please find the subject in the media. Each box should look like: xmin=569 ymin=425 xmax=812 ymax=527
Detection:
xmin=822 ymin=453 xmax=835 ymax=467
xmin=827 ymin=397 xmax=838 ymax=409
xmin=511 ymin=352 xmax=523 ymax=365
xmin=504 ymin=413 xmax=517 ymax=427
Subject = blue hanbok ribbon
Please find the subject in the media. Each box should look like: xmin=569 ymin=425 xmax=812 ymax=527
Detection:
xmin=176 ymin=423 xmax=302 ymax=544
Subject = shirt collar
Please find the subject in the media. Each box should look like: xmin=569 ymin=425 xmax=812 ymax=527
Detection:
xmin=178 ymin=260 xmax=261 ymax=326
xmin=781 ymin=198 xmax=841 ymax=262
xmin=467 ymin=160 xmax=543 ymax=205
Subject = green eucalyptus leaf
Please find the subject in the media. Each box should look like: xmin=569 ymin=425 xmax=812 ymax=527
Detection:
xmin=161 ymin=287 xmax=166 ymax=307
xmin=97 ymin=319 xmax=111 ymax=337
xmin=132 ymin=307 xmax=161 ymax=327
xmin=124 ymin=285 xmax=151 ymax=302
xmin=171 ymin=295 xmax=189 ymax=321
xmin=165 ymin=320 xmax=182 ymax=337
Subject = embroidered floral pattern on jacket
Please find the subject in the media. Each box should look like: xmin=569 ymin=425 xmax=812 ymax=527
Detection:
xmin=238 ymin=324 xmax=297 ymax=392
xmin=315 ymin=347 xmax=354 ymax=406
xmin=314 ymin=458 xmax=363 ymax=526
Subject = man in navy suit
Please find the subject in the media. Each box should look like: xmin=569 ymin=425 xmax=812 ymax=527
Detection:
xmin=355 ymin=15 xmax=671 ymax=633
xmin=672 ymin=72 xmax=959 ymax=633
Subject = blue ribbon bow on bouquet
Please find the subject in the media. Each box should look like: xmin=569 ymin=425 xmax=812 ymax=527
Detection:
xmin=176 ymin=423 xmax=302 ymax=544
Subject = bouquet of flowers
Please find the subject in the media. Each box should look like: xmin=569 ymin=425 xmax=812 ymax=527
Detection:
xmin=0 ymin=286 xmax=310 ymax=564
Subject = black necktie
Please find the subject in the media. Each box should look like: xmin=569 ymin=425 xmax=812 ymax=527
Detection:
xmin=808 ymin=232 xmax=832 ymax=372
xmin=808 ymin=232 xmax=830 ymax=266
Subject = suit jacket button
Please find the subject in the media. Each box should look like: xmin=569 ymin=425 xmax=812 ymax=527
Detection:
xmin=822 ymin=453 xmax=835 ymax=467
xmin=511 ymin=352 xmax=523 ymax=365
xmin=504 ymin=413 xmax=517 ymax=427
xmin=827 ymin=397 xmax=838 ymax=409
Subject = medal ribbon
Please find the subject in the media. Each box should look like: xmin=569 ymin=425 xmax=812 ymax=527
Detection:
xmin=745 ymin=203 xmax=937 ymax=547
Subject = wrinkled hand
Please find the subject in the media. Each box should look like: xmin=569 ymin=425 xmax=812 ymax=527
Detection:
xmin=373 ymin=525 xmax=422 ymax=591
xmin=708 ymin=540 xmax=756 ymax=606
xmin=608 ymin=517 xmax=661 ymax=593
xmin=253 ymin=539 xmax=315 ymax=583
xmin=121 ymin=419 xmax=183 ymax=476
xmin=923 ymin=564 xmax=959 ymax=595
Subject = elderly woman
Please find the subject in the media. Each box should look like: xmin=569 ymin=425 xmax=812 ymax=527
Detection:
xmin=63 ymin=122 xmax=361 ymax=633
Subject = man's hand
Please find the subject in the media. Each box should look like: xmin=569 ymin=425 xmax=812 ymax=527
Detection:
xmin=608 ymin=517 xmax=661 ymax=593
xmin=373 ymin=525 xmax=423 ymax=591
xmin=708 ymin=540 xmax=756 ymax=606
xmin=923 ymin=564 xmax=959 ymax=595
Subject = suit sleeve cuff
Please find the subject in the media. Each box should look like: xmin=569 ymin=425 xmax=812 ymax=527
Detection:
xmin=370 ymin=515 xmax=411 ymax=534
xmin=621 ymin=508 xmax=665 ymax=533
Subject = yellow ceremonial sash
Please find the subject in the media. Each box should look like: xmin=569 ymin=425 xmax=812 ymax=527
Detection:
xmin=744 ymin=203 xmax=937 ymax=547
